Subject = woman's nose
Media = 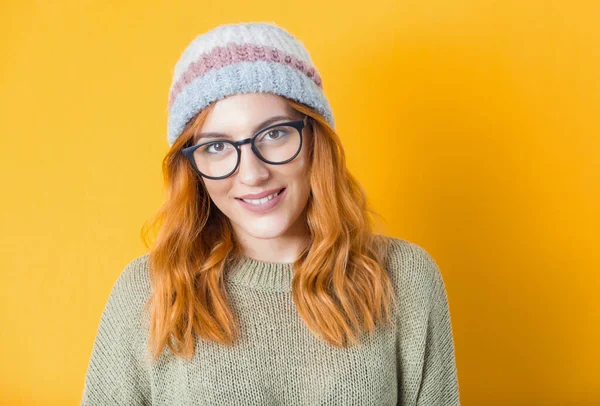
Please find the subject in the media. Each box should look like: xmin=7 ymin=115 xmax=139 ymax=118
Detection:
xmin=235 ymin=143 xmax=269 ymax=183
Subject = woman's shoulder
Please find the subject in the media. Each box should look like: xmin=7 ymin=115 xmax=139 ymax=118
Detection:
xmin=102 ymin=253 xmax=153 ymax=321
xmin=115 ymin=253 xmax=152 ymax=287
xmin=114 ymin=253 xmax=152 ymax=292
xmin=373 ymin=234 xmax=443 ymax=300
xmin=373 ymin=234 xmax=438 ymax=267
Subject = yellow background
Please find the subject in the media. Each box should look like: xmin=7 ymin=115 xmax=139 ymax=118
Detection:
xmin=1 ymin=0 xmax=598 ymax=404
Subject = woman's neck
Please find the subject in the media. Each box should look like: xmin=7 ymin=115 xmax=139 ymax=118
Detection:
xmin=232 ymin=219 xmax=310 ymax=263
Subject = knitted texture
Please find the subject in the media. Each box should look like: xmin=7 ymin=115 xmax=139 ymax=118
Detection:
xmin=166 ymin=22 xmax=335 ymax=147
xmin=80 ymin=236 xmax=461 ymax=405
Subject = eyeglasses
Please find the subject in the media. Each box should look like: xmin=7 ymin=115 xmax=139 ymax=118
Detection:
xmin=182 ymin=115 xmax=308 ymax=180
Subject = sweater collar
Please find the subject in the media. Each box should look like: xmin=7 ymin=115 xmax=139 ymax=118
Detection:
xmin=225 ymin=254 xmax=295 ymax=292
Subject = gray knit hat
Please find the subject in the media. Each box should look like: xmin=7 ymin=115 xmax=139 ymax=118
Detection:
xmin=166 ymin=21 xmax=335 ymax=147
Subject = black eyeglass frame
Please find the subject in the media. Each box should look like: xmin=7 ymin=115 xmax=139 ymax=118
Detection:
xmin=181 ymin=115 xmax=309 ymax=180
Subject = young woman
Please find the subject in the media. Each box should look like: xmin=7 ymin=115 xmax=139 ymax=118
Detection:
xmin=81 ymin=21 xmax=461 ymax=405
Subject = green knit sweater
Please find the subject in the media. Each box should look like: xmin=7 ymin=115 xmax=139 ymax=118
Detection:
xmin=81 ymin=236 xmax=460 ymax=405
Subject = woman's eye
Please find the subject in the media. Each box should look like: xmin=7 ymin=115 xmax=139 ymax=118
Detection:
xmin=267 ymin=131 xmax=281 ymax=139
xmin=206 ymin=142 xmax=227 ymax=154
xmin=261 ymin=129 xmax=288 ymax=141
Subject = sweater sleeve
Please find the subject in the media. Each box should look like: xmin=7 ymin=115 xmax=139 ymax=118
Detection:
xmin=415 ymin=252 xmax=461 ymax=406
xmin=388 ymin=237 xmax=461 ymax=406
xmin=80 ymin=256 xmax=152 ymax=405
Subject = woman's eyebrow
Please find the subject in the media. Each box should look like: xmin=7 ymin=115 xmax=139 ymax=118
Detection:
xmin=195 ymin=115 xmax=295 ymax=141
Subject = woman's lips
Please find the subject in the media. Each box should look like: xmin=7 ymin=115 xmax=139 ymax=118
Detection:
xmin=235 ymin=188 xmax=286 ymax=214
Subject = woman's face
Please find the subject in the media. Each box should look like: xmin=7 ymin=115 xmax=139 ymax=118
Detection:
xmin=195 ymin=93 xmax=313 ymax=243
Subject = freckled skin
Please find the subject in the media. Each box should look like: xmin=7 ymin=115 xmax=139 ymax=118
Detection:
xmin=199 ymin=93 xmax=313 ymax=262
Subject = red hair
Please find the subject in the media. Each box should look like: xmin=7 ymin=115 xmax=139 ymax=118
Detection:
xmin=140 ymin=97 xmax=396 ymax=361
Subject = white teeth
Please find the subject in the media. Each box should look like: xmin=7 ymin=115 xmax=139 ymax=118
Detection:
xmin=241 ymin=189 xmax=282 ymax=205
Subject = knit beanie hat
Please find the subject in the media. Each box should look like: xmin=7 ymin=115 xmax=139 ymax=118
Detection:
xmin=166 ymin=21 xmax=335 ymax=147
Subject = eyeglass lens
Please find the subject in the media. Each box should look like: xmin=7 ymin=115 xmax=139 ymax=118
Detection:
xmin=193 ymin=124 xmax=301 ymax=178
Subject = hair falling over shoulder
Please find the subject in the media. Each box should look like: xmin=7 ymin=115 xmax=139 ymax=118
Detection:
xmin=140 ymin=98 xmax=396 ymax=361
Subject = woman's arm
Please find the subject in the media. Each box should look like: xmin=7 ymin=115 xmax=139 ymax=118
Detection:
xmin=415 ymin=254 xmax=461 ymax=405
xmin=80 ymin=257 xmax=152 ymax=405
xmin=390 ymin=238 xmax=461 ymax=406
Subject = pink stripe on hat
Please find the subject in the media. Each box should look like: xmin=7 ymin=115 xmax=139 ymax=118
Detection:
xmin=168 ymin=42 xmax=323 ymax=110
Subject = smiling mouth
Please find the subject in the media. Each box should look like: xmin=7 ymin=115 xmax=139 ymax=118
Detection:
xmin=235 ymin=188 xmax=286 ymax=204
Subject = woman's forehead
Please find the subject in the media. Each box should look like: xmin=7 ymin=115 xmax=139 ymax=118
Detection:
xmin=202 ymin=94 xmax=296 ymax=128
xmin=212 ymin=93 xmax=290 ymax=114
